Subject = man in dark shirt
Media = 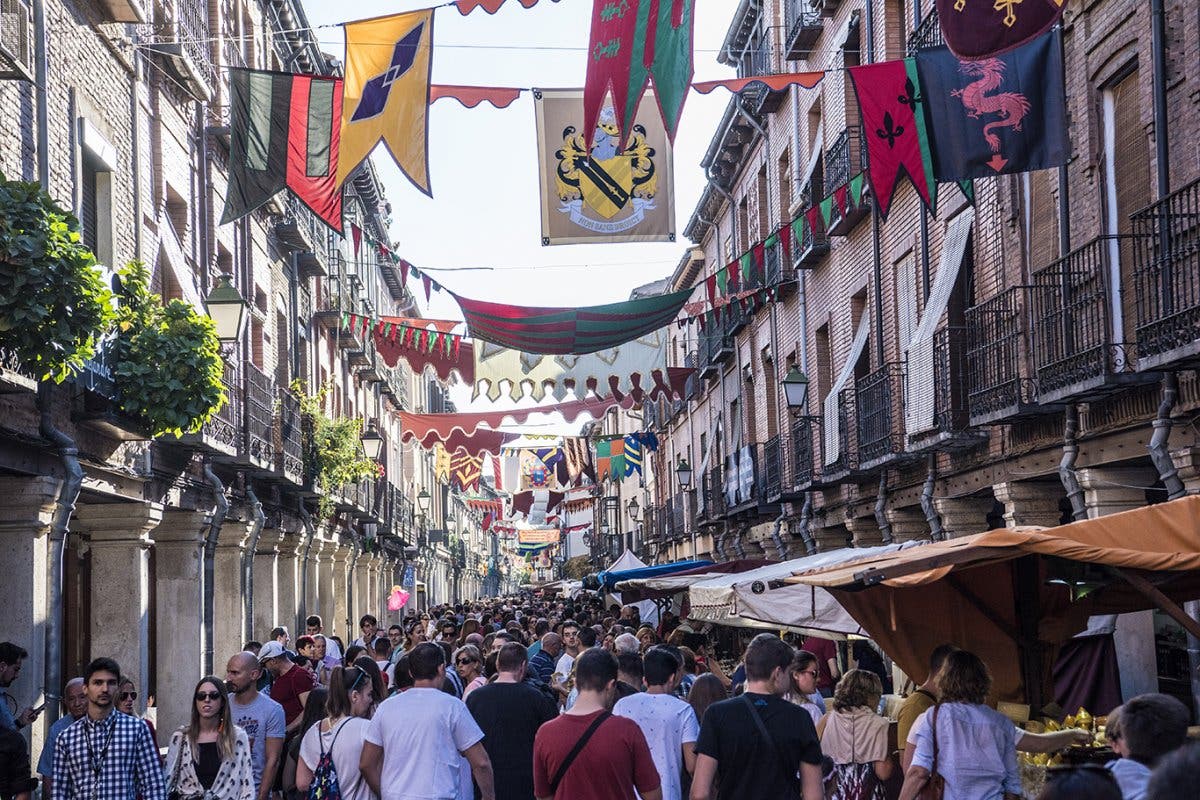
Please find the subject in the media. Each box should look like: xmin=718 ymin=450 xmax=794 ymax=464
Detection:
xmin=467 ymin=642 xmax=558 ymax=800
xmin=691 ymin=634 xmax=823 ymax=800
xmin=528 ymin=632 xmax=562 ymax=685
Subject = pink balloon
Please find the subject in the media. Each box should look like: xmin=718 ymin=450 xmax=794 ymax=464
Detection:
xmin=387 ymin=587 xmax=410 ymax=611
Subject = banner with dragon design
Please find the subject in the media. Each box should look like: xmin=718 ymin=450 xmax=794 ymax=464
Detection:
xmin=534 ymin=88 xmax=675 ymax=245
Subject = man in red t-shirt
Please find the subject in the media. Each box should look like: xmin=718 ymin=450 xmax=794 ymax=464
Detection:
xmin=800 ymin=635 xmax=840 ymax=696
xmin=259 ymin=641 xmax=314 ymax=731
xmin=533 ymin=649 xmax=662 ymax=800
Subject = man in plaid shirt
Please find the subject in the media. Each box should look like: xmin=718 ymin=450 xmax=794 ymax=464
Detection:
xmin=52 ymin=657 xmax=164 ymax=800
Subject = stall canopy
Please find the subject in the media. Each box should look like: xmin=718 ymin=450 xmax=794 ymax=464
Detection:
xmin=688 ymin=543 xmax=920 ymax=638
xmin=615 ymin=559 xmax=774 ymax=603
xmin=786 ymin=496 xmax=1200 ymax=705
xmin=598 ymin=559 xmax=714 ymax=592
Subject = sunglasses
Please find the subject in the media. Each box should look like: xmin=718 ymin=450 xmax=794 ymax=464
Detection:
xmin=120 ymin=691 xmax=138 ymax=701
xmin=456 ymin=658 xmax=476 ymax=666
xmin=348 ymin=666 xmax=367 ymax=692
xmin=194 ymin=691 xmax=222 ymax=702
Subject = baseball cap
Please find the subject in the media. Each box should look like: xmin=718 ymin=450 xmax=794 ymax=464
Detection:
xmin=258 ymin=641 xmax=286 ymax=662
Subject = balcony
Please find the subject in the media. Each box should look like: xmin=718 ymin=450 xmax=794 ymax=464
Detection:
xmin=762 ymin=435 xmax=783 ymax=502
xmin=0 ymin=348 xmax=36 ymax=394
xmin=784 ymin=0 xmax=824 ymax=60
xmin=906 ymin=326 xmax=988 ymax=453
xmin=821 ymin=388 xmax=856 ymax=483
xmin=1030 ymin=236 xmax=1147 ymax=404
xmin=701 ymin=466 xmax=726 ymax=522
xmin=794 ymin=177 xmax=831 ymax=268
xmin=72 ymin=345 xmax=152 ymax=441
xmin=824 ymin=126 xmax=870 ymax=235
xmin=1132 ymin=177 xmax=1200 ymax=371
xmin=764 ymin=239 xmax=796 ymax=296
xmin=273 ymin=387 xmax=304 ymax=486
xmin=856 ymin=364 xmax=908 ymax=472
xmin=906 ymin=10 xmax=943 ymax=55
xmin=790 ymin=415 xmax=821 ymax=491
xmin=177 ymin=362 xmax=241 ymax=457
xmin=144 ymin=0 xmax=213 ymax=100
xmin=736 ymin=27 xmax=787 ymax=114
xmin=243 ymin=363 xmax=275 ymax=472
xmin=699 ymin=326 xmax=733 ymax=378
xmin=275 ymin=198 xmax=329 ymax=278
xmin=965 ymin=287 xmax=1050 ymax=425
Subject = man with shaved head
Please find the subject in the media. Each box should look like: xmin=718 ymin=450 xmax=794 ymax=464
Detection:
xmin=226 ymin=651 xmax=285 ymax=800
xmin=38 ymin=677 xmax=86 ymax=795
xmin=528 ymin=632 xmax=562 ymax=686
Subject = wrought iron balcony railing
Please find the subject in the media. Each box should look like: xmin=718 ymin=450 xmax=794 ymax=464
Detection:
xmin=784 ymin=0 xmax=824 ymax=60
xmin=274 ymin=387 xmax=304 ymax=485
xmin=906 ymin=9 xmax=943 ymax=54
xmin=856 ymin=363 xmax=906 ymax=471
xmin=790 ymin=415 xmax=819 ymax=490
xmin=907 ymin=325 xmax=987 ymax=452
xmin=965 ymin=286 xmax=1045 ymax=425
xmin=1132 ymin=177 xmax=1200 ymax=371
xmin=824 ymin=126 xmax=868 ymax=197
xmin=1030 ymin=235 xmax=1142 ymax=404
xmin=821 ymin=388 xmax=855 ymax=482
xmin=244 ymin=362 xmax=275 ymax=470
xmin=762 ymin=435 xmax=783 ymax=502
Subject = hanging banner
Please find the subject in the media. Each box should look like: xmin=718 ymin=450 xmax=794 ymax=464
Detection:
xmin=518 ymin=527 xmax=561 ymax=545
xmin=934 ymin=0 xmax=1065 ymax=61
xmin=916 ymin=29 xmax=1068 ymax=180
xmin=339 ymin=10 xmax=434 ymax=194
xmin=534 ymin=88 xmax=675 ymax=245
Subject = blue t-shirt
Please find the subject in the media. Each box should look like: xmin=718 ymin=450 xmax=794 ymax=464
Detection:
xmin=229 ymin=692 xmax=285 ymax=789
xmin=37 ymin=713 xmax=77 ymax=776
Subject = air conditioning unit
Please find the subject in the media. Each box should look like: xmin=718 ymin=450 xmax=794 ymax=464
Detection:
xmin=0 ymin=0 xmax=32 ymax=82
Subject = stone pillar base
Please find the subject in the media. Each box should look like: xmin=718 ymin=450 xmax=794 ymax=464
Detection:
xmin=993 ymin=480 xmax=1065 ymax=528
xmin=932 ymin=496 xmax=993 ymax=538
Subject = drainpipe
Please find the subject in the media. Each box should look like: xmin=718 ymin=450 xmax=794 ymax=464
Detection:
xmin=1150 ymin=0 xmax=1170 ymax=197
xmin=297 ymin=500 xmax=315 ymax=632
xmin=201 ymin=462 xmax=228 ymax=675
xmin=39 ymin=383 xmax=83 ymax=727
xmin=797 ymin=492 xmax=816 ymax=554
xmin=769 ymin=511 xmax=788 ymax=560
xmin=348 ymin=534 xmax=361 ymax=639
xmin=1060 ymin=406 xmax=1087 ymax=521
xmin=921 ymin=454 xmax=944 ymax=540
xmin=132 ymin=44 xmax=144 ymax=260
xmin=713 ymin=524 xmax=727 ymax=561
xmin=1149 ymin=373 xmax=1187 ymax=499
xmin=242 ymin=485 xmax=265 ymax=643
xmin=32 ymin=0 xmax=49 ymax=187
xmin=732 ymin=524 xmax=748 ymax=559
xmin=874 ymin=472 xmax=894 ymax=544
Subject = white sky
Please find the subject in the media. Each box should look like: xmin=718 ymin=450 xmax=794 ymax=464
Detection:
xmin=303 ymin=0 xmax=737 ymax=410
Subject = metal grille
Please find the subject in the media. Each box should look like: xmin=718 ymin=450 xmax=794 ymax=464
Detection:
xmin=856 ymin=363 xmax=905 ymax=467
xmin=1030 ymin=236 xmax=1136 ymax=400
xmin=783 ymin=0 xmax=822 ymax=59
xmin=176 ymin=0 xmax=214 ymax=88
xmin=824 ymin=126 xmax=868 ymax=197
xmin=244 ymin=363 xmax=275 ymax=465
xmin=822 ymin=389 xmax=855 ymax=479
xmin=966 ymin=287 xmax=1037 ymax=423
xmin=763 ymin=435 xmax=782 ymax=499
xmin=1132 ymin=177 xmax=1200 ymax=369
xmin=206 ymin=361 xmax=241 ymax=451
xmin=906 ymin=9 xmax=943 ymax=54
xmin=0 ymin=0 xmax=32 ymax=81
xmin=276 ymin=387 xmax=304 ymax=482
xmin=791 ymin=415 xmax=818 ymax=489
xmin=930 ymin=325 xmax=972 ymax=434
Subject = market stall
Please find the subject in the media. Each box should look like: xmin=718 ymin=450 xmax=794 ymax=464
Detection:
xmin=614 ymin=558 xmax=773 ymax=603
xmin=687 ymin=542 xmax=920 ymax=637
xmin=785 ymin=496 xmax=1200 ymax=709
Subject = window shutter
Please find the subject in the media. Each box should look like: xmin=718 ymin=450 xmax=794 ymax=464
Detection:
xmin=1028 ymin=171 xmax=1059 ymax=271
xmin=80 ymin=161 xmax=98 ymax=255
xmin=824 ymin=314 xmax=871 ymax=465
xmin=1111 ymin=71 xmax=1150 ymax=341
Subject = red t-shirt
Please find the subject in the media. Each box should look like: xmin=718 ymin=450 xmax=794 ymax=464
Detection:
xmin=802 ymin=636 xmax=839 ymax=691
xmin=271 ymin=663 xmax=315 ymax=724
xmin=533 ymin=710 xmax=660 ymax=800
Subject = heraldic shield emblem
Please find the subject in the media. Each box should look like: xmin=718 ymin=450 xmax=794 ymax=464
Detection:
xmin=534 ymin=88 xmax=676 ymax=245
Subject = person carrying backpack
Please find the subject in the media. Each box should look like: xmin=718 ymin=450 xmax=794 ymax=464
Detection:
xmin=296 ymin=666 xmax=376 ymax=800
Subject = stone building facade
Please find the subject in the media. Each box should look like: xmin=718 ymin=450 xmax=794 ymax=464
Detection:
xmin=639 ymin=0 xmax=1199 ymax=709
xmin=0 ymin=0 xmax=485 ymax=762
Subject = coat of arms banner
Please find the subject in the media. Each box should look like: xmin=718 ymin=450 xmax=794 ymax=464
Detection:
xmin=534 ymin=88 xmax=675 ymax=245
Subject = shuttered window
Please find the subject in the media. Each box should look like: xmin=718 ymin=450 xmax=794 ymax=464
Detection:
xmin=1026 ymin=170 xmax=1059 ymax=272
xmin=1107 ymin=70 xmax=1150 ymax=342
xmin=80 ymin=160 xmax=99 ymax=255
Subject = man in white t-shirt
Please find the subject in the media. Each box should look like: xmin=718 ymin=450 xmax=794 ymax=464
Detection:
xmin=554 ymin=619 xmax=583 ymax=678
xmin=613 ymin=646 xmax=698 ymax=800
xmin=360 ymin=642 xmax=495 ymax=800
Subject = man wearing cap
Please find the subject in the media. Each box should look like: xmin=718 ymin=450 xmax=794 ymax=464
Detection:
xmin=258 ymin=640 xmax=314 ymax=732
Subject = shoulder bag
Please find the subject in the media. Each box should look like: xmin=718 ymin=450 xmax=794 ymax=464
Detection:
xmin=741 ymin=695 xmax=804 ymax=799
xmin=921 ymin=705 xmax=945 ymax=800
xmin=166 ymin=733 xmax=189 ymax=800
xmin=548 ymin=711 xmax=611 ymax=796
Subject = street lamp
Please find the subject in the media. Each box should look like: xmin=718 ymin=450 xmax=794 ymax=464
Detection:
xmin=360 ymin=422 xmax=384 ymax=461
xmin=676 ymin=458 xmax=693 ymax=489
xmin=782 ymin=365 xmax=810 ymax=411
xmin=203 ymin=273 xmax=247 ymax=344
xmin=417 ymin=489 xmax=431 ymax=515
xmin=626 ymin=496 xmax=641 ymax=522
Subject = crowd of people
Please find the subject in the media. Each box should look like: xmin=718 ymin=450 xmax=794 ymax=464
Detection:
xmin=2 ymin=596 xmax=1198 ymax=800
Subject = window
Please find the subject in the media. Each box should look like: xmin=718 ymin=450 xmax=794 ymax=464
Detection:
xmin=1023 ymin=170 xmax=1059 ymax=273
xmin=816 ymin=322 xmax=832 ymax=404
xmin=78 ymin=119 xmax=116 ymax=267
xmin=80 ymin=158 xmax=99 ymax=255
xmin=778 ymin=149 xmax=792 ymax=218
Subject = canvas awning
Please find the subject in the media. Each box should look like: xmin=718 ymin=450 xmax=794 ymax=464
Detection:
xmin=598 ymin=559 xmax=715 ymax=592
xmin=615 ymin=559 xmax=774 ymax=603
xmin=688 ymin=543 xmax=921 ymax=638
xmin=785 ymin=496 xmax=1200 ymax=704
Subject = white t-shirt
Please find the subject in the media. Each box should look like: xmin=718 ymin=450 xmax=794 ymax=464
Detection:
xmin=364 ymin=687 xmax=485 ymax=800
xmin=299 ymin=717 xmax=374 ymax=800
xmin=555 ymin=652 xmax=576 ymax=679
xmin=613 ymin=691 xmax=700 ymax=800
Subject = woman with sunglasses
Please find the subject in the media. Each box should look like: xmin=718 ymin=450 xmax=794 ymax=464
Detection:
xmin=163 ymin=677 xmax=254 ymax=800
xmin=786 ymin=650 xmax=827 ymax=727
xmin=296 ymin=666 xmax=376 ymax=800
xmin=117 ymin=678 xmax=159 ymax=754
xmin=452 ymin=645 xmax=486 ymax=700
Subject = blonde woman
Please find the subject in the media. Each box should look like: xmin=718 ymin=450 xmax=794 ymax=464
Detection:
xmin=163 ymin=677 xmax=254 ymax=800
xmin=452 ymin=645 xmax=486 ymax=699
xmin=818 ymin=669 xmax=893 ymax=800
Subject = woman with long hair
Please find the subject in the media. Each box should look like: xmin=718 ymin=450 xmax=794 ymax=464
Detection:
xmin=687 ymin=673 xmax=729 ymax=726
xmin=786 ymin=650 xmax=826 ymax=727
xmin=353 ymin=655 xmax=386 ymax=710
xmin=456 ymin=618 xmax=481 ymax=648
xmin=452 ymin=645 xmax=486 ymax=699
xmin=296 ymin=666 xmax=376 ymax=800
xmin=404 ymin=618 xmax=427 ymax=653
xmin=281 ymin=688 xmax=327 ymax=799
xmin=818 ymin=669 xmax=893 ymax=800
xmin=117 ymin=677 xmax=158 ymax=753
xmin=163 ymin=677 xmax=254 ymax=800
xmin=898 ymin=650 xmax=1021 ymax=800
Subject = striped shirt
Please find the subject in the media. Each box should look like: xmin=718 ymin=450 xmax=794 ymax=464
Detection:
xmin=51 ymin=710 xmax=165 ymax=800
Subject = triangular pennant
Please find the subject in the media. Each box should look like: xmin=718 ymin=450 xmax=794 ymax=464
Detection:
xmin=399 ymin=259 xmax=410 ymax=287
xmin=751 ymin=242 xmax=765 ymax=283
xmin=777 ymin=223 xmax=792 ymax=263
xmin=716 ymin=266 xmax=728 ymax=296
xmin=351 ymin=223 xmax=362 ymax=257
xmin=849 ymin=173 xmax=865 ymax=208
xmin=819 ymin=196 xmax=834 ymax=228
xmin=341 ymin=311 xmax=350 ymax=330
xmin=806 ymin=205 xmax=821 ymax=235
xmin=422 ymin=274 xmax=433 ymax=303
xmin=582 ymin=0 xmax=645 ymax=148
xmin=705 ymin=273 xmax=717 ymax=306
xmin=834 ymin=184 xmax=849 ymax=215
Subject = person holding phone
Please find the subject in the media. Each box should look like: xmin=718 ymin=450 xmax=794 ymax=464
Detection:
xmin=0 ymin=642 xmax=42 ymax=732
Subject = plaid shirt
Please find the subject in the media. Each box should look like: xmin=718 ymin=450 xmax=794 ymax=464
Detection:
xmin=51 ymin=710 xmax=165 ymax=800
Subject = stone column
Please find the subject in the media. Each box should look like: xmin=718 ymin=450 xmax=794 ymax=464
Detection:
xmin=252 ymin=526 xmax=283 ymax=643
xmin=317 ymin=538 xmax=337 ymax=630
xmin=368 ymin=554 xmax=384 ymax=618
xmin=1170 ymin=447 xmax=1200 ymax=493
xmin=993 ymin=480 xmax=1066 ymax=528
xmin=884 ymin=505 xmax=929 ymax=543
xmin=76 ymin=501 xmax=164 ymax=700
xmin=304 ymin=537 xmax=324 ymax=623
xmin=152 ymin=509 xmax=210 ymax=739
xmin=212 ymin=516 xmax=252 ymax=666
xmin=331 ymin=542 xmax=352 ymax=644
xmin=0 ymin=476 xmax=61 ymax=767
xmin=276 ymin=530 xmax=302 ymax=638
xmin=932 ymin=496 xmax=993 ymax=538
xmin=1076 ymin=465 xmax=1161 ymax=701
